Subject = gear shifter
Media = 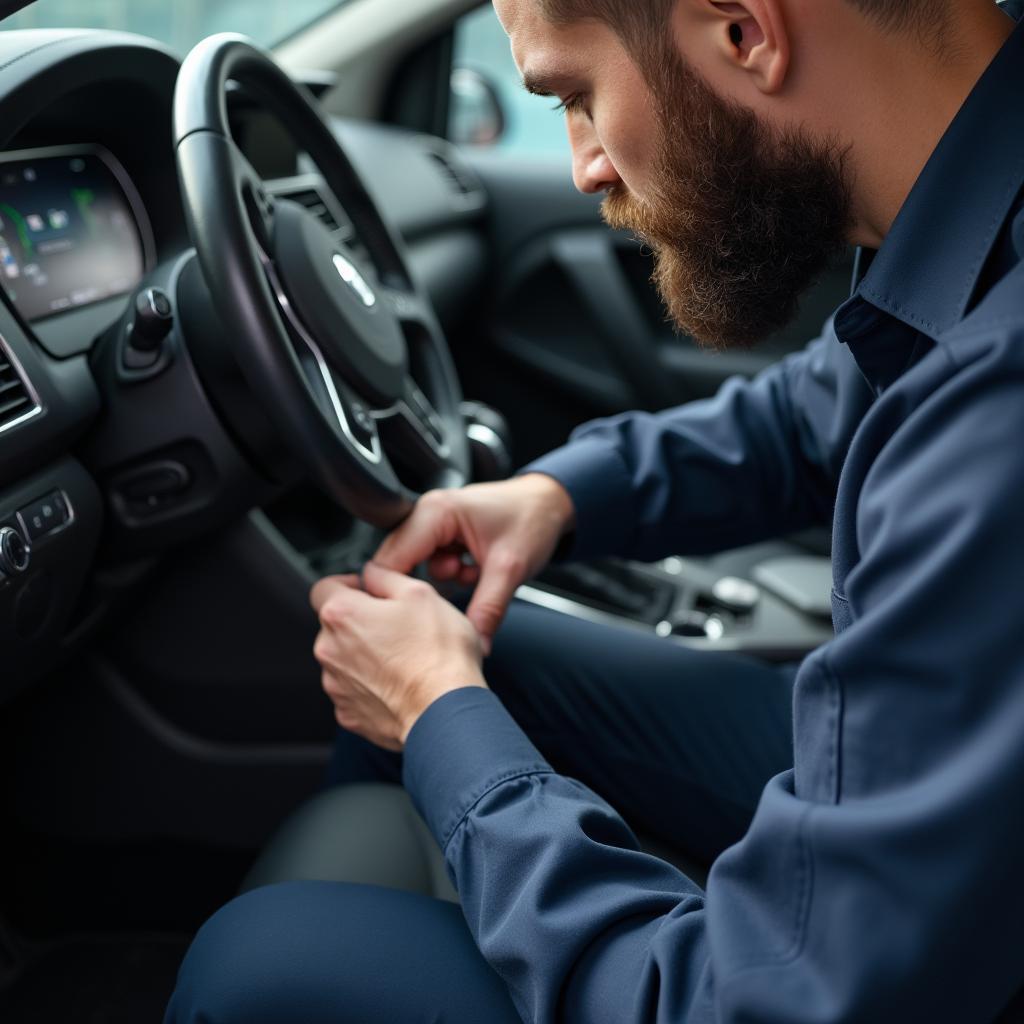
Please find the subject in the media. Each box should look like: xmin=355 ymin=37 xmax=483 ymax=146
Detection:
xmin=460 ymin=401 xmax=513 ymax=481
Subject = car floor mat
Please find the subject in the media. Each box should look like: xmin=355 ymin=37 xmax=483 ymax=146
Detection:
xmin=0 ymin=933 xmax=188 ymax=1023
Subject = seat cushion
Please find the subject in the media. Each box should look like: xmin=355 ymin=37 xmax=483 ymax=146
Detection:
xmin=245 ymin=782 xmax=711 ymax=902
xmin=241 ymin=783 xmax=457 ymax=901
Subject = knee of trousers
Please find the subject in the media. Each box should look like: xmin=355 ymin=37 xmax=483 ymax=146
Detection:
xmin=164 ymin=880 xmax=524 ymax=1024
xmin=164 ymin=882 xmax=347 ymax=1024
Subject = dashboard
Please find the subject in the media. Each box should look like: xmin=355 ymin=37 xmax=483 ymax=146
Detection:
xmin=0 ymin=28 xmax=488 ymax=702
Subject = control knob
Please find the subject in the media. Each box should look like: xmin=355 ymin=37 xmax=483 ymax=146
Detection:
xmin=0 ymin=525 xmax=30 ymax=576
xmin=128 ymin=287 xmax=174 ymax=352
xmin=710 ymin=576 xmax=761 ymax=614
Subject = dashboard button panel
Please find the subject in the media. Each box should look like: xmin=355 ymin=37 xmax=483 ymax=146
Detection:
xmin=17 ymin=490 xmax=72 ymax=541
xmin=0 ymin=458 xmax=104 ymax=702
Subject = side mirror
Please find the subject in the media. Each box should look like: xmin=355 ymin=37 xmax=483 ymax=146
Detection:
xmin=449 ymin=67 xmax=506 ymax=147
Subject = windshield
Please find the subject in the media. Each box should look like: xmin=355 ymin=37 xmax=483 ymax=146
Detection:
xmin=1 ymin=0 xmax=350 ymax=54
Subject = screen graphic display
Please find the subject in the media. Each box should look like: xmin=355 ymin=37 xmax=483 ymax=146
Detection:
xmin=0 ymin=148 xmax=148 ymax=323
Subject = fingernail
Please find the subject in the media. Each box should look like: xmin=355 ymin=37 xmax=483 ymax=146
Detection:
xmin=481 ymin=636 xmax=492 ymax=658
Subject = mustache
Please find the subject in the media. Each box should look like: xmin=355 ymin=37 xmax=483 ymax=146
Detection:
xmin=601 ymin=186 xmax=659 ymax=242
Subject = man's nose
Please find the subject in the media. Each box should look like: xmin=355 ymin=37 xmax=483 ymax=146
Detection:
xmin=570 ymin=135 xmax=621 ymax=195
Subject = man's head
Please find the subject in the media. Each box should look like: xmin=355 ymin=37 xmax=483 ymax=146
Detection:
xmin=495 ymin=0 xmax=1007 ymax=349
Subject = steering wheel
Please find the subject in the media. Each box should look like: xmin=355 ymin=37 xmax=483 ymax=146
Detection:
xmin=173 ymin=34 xmax=470 ymax=528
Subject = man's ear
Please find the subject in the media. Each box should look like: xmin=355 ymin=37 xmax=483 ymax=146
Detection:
xmin=700 ymin=0 xmax=790 ymax=94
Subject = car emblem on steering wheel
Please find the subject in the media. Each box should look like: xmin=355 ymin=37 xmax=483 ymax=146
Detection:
xmin=332 ymin=253 xmax=377 ymax=308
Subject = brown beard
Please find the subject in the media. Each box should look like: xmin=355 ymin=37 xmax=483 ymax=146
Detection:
xmin=602 ymin=49 xmax=852 ymax=350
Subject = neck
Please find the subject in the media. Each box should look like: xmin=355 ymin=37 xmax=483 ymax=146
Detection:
xmin=846 ymin=5 xmax=1015 ymax=248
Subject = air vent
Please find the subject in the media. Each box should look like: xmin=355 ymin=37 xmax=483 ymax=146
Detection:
xmin=0 ymin=341 xmax=39 ymax=433
xmin=272 ymin=184 xmax=355 ymax=243
xmin=269 ymin=179 xmax=380 ymax=273
xmin=428 ymin=151 xmax=485 ymax=206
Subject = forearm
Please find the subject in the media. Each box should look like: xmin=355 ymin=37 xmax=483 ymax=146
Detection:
xmin=403 ymin=688 xmax=714 ymax=1024
xmin=525 ymin=332 xmax=869 ymax=563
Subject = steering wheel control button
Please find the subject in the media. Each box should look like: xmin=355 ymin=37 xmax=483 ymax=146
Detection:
xmin=348 ymin=398 xmax=374 ymax=431
xmin=17 ymin=491 xmax=71 ymax=541
xmin=346 ymin=398 xmax=377 ymax=450
xmin=710 ymin=576 xmax=762 ymax=615
xmin=0 ymin=525 xmax=30 ymax=576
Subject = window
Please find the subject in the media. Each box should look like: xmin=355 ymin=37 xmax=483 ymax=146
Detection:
xmin=450 ymin=4 xmax=570 ymax=156
xmin=1 ymin=0 xmax=350 ymax=55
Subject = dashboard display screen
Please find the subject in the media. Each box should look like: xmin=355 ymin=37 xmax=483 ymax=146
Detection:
xmin=0 ymin=146 xmax=150 ymax=323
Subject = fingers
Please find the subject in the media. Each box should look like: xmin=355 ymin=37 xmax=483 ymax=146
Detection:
xmin=429 ymin=545 xmax=483 ymax=586
xmin=465 ymin=547 xmax=525 ymax=651
xmin=374 ymin=492 xmax=458 ymax=575
xmin=457 ymin=564 xmax=481 ymax=587
xmin=361 ymin=560 xmax=433 ymax=600
xmin=428 ymin=548 xmax=464 ymax=582
xmin=310 ymin=574 xmax=361 ymax=613
xmin=312 ymin=563 xmax=432 ymax=635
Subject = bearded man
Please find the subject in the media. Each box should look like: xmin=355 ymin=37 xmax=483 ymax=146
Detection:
xmin=168 ymin=0 xmax=1024 ymax=1021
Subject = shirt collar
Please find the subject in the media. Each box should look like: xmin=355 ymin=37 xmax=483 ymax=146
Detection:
xmin=836 ymin=9 xmax=1024 ymax=350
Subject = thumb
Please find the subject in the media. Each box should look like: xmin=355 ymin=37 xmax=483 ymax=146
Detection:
xmin=465 ymin=549 xmax=524 ymax=648
xmin=374 ymin=495 xmax=456 ymax=574
xmin=310 ymin=574 xmax=361 ymax=613
xmin=362 ymin=560 xmax=430 ymax=600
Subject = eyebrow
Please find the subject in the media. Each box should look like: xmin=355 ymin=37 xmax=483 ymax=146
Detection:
xmin=521 ymin=69 xmax=573 ymax=97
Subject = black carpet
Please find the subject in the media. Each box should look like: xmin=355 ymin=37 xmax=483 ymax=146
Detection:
xmin=0 ymin=934 xmax=188 ymax=1023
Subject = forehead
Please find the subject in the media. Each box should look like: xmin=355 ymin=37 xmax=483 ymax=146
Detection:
xmin=492 ymin=0 xmax=619 ymax=80
xmin=492 ymin=0 xmax=535 ymax=42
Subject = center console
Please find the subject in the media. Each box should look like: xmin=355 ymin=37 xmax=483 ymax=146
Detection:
xmin=519 ymin=539 xmax=834 ymax=662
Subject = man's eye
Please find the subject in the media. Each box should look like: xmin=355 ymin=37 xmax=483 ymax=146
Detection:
xmin=553 ymin=94 xmax=587 ymax=117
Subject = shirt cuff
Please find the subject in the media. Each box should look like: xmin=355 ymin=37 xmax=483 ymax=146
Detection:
xmin=522 ymin=437 xmax=635 ymax=561
xmin=403 ymin=687 xmax=553 ymax=850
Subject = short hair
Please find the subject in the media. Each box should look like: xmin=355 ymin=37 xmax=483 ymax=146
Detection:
xmin=845 ymin=0 xmax=938 ymax=32
xmin=538 ymin=0 xmax=942 ymax=53
xmin=537 ymin=0 xmax=674 ymax=59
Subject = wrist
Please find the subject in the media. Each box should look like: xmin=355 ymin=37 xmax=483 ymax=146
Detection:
xmin=398 ymin=677 xmax=488 ymax=746
xmin=520 ymin=472 xmax=577 ymax=535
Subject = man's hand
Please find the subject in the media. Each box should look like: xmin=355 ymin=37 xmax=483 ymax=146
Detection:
xmin=374 ymin=474 xmax=576 ymax=653
xmin=311 ymin=562 xmax=487 ymax=750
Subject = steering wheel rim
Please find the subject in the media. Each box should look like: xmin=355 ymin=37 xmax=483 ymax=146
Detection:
xmin=173 ymin=33 xmax=470 ymax=528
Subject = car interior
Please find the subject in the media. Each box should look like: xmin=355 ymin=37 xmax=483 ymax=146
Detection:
xmin=0 ymin=0 xmax=853 ymax=1017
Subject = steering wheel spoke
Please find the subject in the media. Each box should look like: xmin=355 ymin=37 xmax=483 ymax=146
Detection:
xmin=375 ymin=377 xmax=456 ymax=482
xmin=298 ymin=341 xmax=385 ymax=466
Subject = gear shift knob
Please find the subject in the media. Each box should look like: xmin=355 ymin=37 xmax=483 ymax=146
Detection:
xmin=460 ymin=401 xmax=513 ymax=482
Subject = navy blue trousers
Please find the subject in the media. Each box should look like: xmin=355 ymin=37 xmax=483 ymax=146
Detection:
xmin=166 ymin=601 xmax=797 ymax=1023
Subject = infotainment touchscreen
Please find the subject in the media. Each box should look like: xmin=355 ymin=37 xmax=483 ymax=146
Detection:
xmin=0 ymin=146 xmax=151 ymax=323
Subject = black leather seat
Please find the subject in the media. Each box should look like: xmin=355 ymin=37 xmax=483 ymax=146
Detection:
xmin=243 ymin=783 xmax=458 ymax=900
xmin=244 ymin=782 xmax=709 ymax=899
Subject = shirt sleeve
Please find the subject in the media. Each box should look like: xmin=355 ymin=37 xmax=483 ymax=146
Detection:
xmin=405 ymin=332 xmax=1024 ymax=1023
xmin=523 ymin=327 xmax=873 ymax=562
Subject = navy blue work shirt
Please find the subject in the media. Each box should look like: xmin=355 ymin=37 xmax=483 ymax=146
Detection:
xmin=403 ymin=9 xmax=1024 ymax=1022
